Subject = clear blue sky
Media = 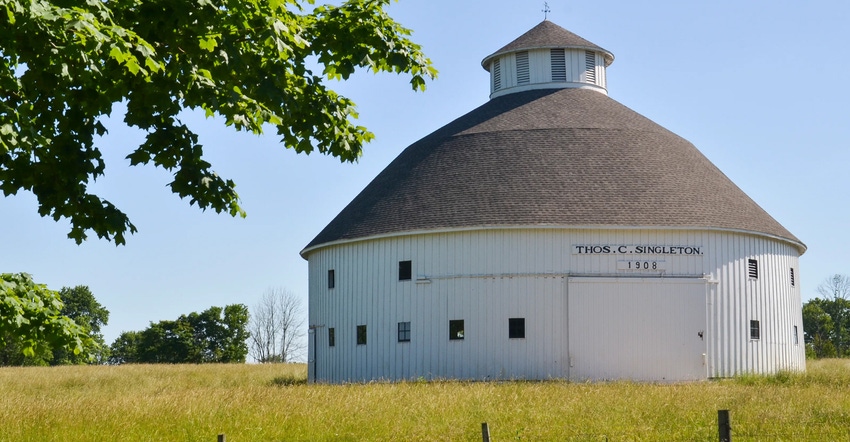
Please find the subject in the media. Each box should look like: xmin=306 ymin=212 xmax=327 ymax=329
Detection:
xmin=2 ymin=1 xmax=848 ymax=349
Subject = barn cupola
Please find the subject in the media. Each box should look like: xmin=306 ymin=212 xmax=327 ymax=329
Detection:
xmin=481 ymin=20 xmax=614 ymax=98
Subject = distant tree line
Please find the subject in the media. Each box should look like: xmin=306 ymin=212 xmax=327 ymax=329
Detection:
xmin=802 ymin=274 xmax=850 ymax=358
xmin=108 ymin=287 xmax=305 ymax=364
xmin=108 ymin=305 xmax=250 ymax=364
xmin=1 ymin=273 xmax=305 ymax=366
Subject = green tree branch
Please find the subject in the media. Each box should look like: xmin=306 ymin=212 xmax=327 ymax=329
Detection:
xmin=0 ymin=0 xmax=436 ymax=244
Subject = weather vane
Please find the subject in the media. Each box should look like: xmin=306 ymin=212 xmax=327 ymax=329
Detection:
xmin=542 ymin=2 xmax=551 ymax=20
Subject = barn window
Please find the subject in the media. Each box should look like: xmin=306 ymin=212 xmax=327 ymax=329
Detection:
xmin=328 ymin=269 xmax=335 ymax=289
xmin=750 ymin=320 xmax=760 ymax=340
xmin=398 ymin=322 xmax=411 ymax=342
xmin=356 ymin=325 xmax=367 ymax=345
xmin=790 ymin=268 xmax=795 ymax=287
xmin=509 ymin=318 xmax=525 ymax=339
xmin=449 ymin=320 xmax=465 ymax=340
xmin=328 ymin=327 xmax=335 ymax=347
xmin=551 ymin=49 xmax=566 ymax=82
xmin=793 ymin=325 xmax=799 ymax=344
xmin=399 ymin=260 xmax=412 ymax=281
xmin=516 ymin=51 xmax=530 ymax=85
xmin=747 ymin=259 xmax=759 ymax=279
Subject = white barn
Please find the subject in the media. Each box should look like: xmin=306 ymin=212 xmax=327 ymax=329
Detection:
xmin=302 ymin=21 xmax=806 ymax=383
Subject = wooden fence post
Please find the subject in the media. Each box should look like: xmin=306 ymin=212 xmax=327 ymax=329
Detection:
xmin=481 ymin=422 xmax=490 ymax=442
xmin=718 ymin=410 xmax=731 ymax=442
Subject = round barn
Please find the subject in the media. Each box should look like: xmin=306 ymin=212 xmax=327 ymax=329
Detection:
xmin=302 ymin=20 xmax=806 ymax=382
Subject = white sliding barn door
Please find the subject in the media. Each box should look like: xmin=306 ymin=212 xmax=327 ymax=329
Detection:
xmin=567 ymin=278 xmax=707 ymax=381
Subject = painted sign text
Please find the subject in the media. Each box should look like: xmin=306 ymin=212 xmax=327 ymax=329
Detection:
xmin=573 ymin=245 xmax=703 ymax=255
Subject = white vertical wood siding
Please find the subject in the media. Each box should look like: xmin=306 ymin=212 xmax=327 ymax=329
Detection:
xmin=489 ymin=49 xmax=608 ymax=98
xmin=307 ymin=228 xmax=804 ymax=382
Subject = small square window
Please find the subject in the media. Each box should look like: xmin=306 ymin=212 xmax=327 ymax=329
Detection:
xmin=328 ymin=269 xmax=335 ymax=289
xmin=356 ymin=325 xmax=367 ymax=345
xmin=398 ymin=322 xmax=411 ymax=342
xmin=399 ymin=260 xmax=412 ymax=281
xmin=509 ymin=318 xmax=525 ymax=339
xmin=328 ymin=327 xmax=335 ymax=347
xmin=449 ymin=320 xmax=464 ymax=340
xmin=750 ymin=320 xmax=760 ymax=340
xmin=747 ymin=259 xmax=759 ymax=279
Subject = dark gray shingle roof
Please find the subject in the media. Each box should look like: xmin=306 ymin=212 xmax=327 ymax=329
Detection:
xmin=482 ymin=20 xmax=614 ymax=69
xmin=304 ymin=88 xmax=802 ymax=253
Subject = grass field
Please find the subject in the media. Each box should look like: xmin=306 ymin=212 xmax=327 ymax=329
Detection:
xmin=2 ymin=360 xmax=850 ymax=441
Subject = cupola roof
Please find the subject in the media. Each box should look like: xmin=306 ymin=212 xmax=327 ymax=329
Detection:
xmin=482 ymin=20 xmax=614 ymax=70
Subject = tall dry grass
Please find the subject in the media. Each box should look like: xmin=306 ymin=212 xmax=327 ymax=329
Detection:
xmin=1 ymin=360 xmax=849 ymax=441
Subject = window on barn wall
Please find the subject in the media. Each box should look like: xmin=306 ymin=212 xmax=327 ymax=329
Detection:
xmin=793 ymin=325 xmax=799 ymax=345
xmin=328 ymin=328 xmax=335 ymax=347
xmin=509 ymin=318 xmax=525 ymax=339
xmin=399 ymin=260 xmax=412 ymax=281
xmin=747 ymin=259 xmax=759 ymax=279
xmin=328 ymin=269 xmax=335 ymax=289
xmin=750 ymin=320 xmax=760 ymax=340
xmin=398 ymin=322 xmax=411 ymax=342
xmin=790 ymin=268 xmax=795 ymax=287
xmin=449 ymin=320 xmax=465 ymax=340
xmin=356 ymin=325 xmax=367 ymax=345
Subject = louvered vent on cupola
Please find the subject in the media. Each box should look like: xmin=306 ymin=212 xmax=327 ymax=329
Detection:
xmin=551 ymin=49 xmax=566 ymax=82
xmin=584 ymin=50 xmax=596 ymax=84
xmin=516 ymin=51 xmax=530 ymax=85
xmin=493 ymin=58 xmax=502 ymax=91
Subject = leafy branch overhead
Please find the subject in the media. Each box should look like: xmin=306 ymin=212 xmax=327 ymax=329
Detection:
xmin=0 ymin=273 xmax=93 ymax=362
xmin=0 ymin=0 xmax=437 ymax=244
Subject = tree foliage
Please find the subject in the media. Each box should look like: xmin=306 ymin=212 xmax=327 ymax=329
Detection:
xmin=109 ymin=304 xmax=249 ymax=364
xmin=803 ymin=274 xmax=850 ymax=358
xmin=0 ymin=273 xmax=94 ymax=365
xmin=108 ymin=330 xmax=140 ymax=364
xmin=0 ymin=0 xmax=436 ymax=244
xmin=52 ymin=285 xmax=110 ymax=364
xmin=249 ymin=287 xmax=304 ymax=363
xmin=802 ymin=301 xmax=837 ymax=358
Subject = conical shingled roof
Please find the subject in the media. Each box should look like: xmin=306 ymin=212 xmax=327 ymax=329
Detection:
xmin=482 ymin=20 xmax=614 ymax=69
xmin=303 ymin=87 xmax=803 ymax=253
xmin=303 ymin=21 xmax=803 ymax=255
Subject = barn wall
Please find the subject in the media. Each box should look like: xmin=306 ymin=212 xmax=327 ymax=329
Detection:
xmin=306 ymin=228 xmax=804 ymax=382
